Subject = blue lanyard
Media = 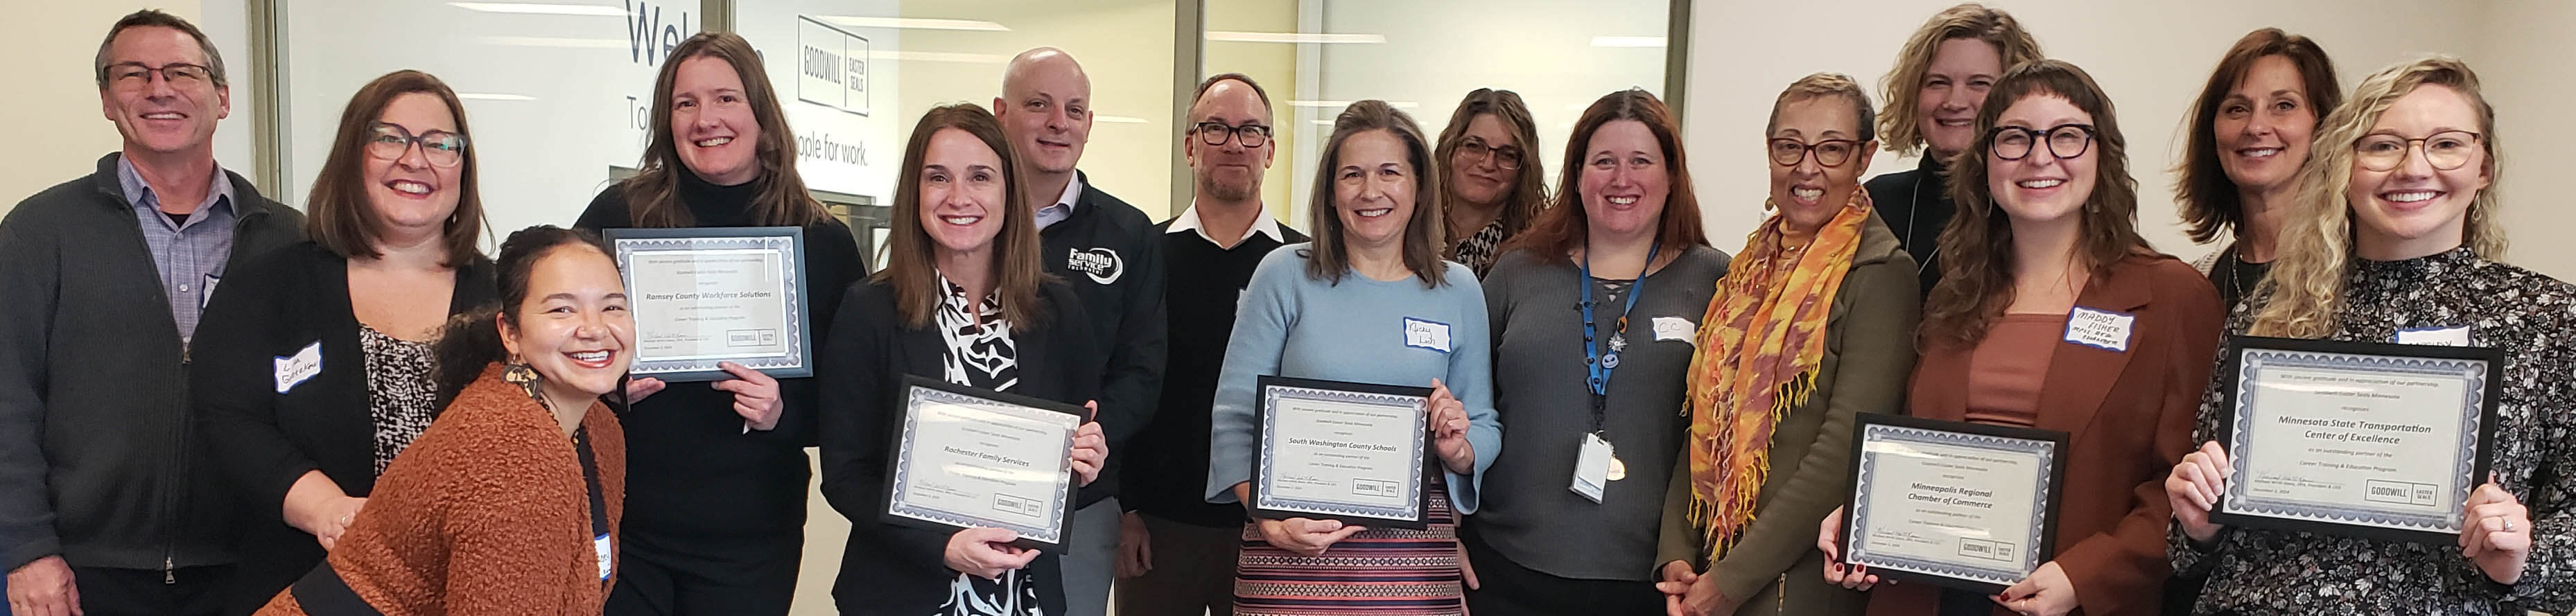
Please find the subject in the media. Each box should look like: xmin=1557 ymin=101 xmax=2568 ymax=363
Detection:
xmin=1580 ymin=238 xmax=1659 ymax=434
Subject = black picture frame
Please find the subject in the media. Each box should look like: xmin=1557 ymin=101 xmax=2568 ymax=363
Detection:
xmin=878 ymin=375 xmax=1086 ymax=553
xmin=603 ymin=226 xmax=814 ymax=382
xmin=2208 ymin=335 xmax=2504 ymax=545
xmin=1249 ymin=376 xmax=1437 ymax=530
xmin=1839 ymin=412 xmax=2071 ymax=595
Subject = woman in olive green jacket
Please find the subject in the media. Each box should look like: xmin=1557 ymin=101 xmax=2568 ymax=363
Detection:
xmin=1653 ymin=73 xmax=1922 ymax=616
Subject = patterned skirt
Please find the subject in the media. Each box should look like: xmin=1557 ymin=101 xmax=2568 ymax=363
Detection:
xmin=1233 ymin=484 xmax=1463 ymax=616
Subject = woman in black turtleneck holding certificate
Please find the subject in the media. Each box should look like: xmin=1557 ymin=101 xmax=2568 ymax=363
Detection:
xmin=571 ymin=31 xmax=867 ymax=616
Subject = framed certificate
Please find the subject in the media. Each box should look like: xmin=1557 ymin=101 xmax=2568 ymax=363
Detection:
xmin=1840 ymin=413 xmax=2069 ymax=595
xmin=2210 ymin=336 xmax=2503 ymax=545
xmin=604 ymin=227 xmax=813 ymax=382
xmin=880 ymin=376 xmax=1084 ymax=552
xmin=1251 ymin=376 xmax=1436 ymax=529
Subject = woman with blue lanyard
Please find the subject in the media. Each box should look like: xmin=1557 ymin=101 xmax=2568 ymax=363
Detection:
xmin=1461 ymin=87 xmax=1725 ymax=616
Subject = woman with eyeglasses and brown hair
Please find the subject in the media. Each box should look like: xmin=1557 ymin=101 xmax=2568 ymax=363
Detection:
xmin=191 ymin=69 xmax=497 ymax=614
xmin=1432 ymin=88 xmax=1549 ymax=276
xmin=2172 ymin=28 xmax=2341 ymax=310
xmin=2163 ymin=56 xmax=2576 ymax=616
xmin=1648 ymin=75 xmax=1920 ymax=616
xmin=1817 ymin=60 xmax=2222 ymax=616
xmin=573 ymin=32 xmax=867 ymax=616
xmin=1865 ymin=3 xmax=2044 ymax=299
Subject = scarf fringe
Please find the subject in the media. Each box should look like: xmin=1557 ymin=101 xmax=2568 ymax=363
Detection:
xmin=1687 ymin=369 xmax=1818 ymax=562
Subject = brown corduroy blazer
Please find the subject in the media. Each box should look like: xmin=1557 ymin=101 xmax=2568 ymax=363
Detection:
xmin=1864 ymin=254 xmax=2221 ymax=616
xmin=254 ymin=364 xmax=626 ymax=616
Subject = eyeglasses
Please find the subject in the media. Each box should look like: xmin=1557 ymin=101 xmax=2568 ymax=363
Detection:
xmin=105 ymin=62 xmax=213 ymax=89
xmin=1453 ymin=139 xmax=1524 ymax=170
xmin=365 ymin=122 xmax=469 ymax=168
xmin=1990 ymin=124 xmax=2097 ymax=161
xmin=1767 ymin=138 xmax=1861 ymax=168
xmin=1194 ymin=122 xmax=1272 ymax=148
xmin=2354 ymin=130 xmax=2482 ymax=172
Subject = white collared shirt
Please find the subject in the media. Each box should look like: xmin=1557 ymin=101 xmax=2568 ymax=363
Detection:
xmin=1034 ymin=174 xmax=1084 ymax=231
xmin=1165 ymin=200 xmax=1285 ymax=247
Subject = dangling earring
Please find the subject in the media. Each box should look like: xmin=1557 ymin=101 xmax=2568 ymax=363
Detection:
xmin=1763 ymin=197 xmax=1777 ymax=213
xmin=503 ymin=354 xmax=541 ymax=399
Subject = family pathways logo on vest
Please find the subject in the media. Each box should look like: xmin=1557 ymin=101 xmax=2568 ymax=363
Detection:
xmin=1067 ymin=247 xmax=1124 ymax=284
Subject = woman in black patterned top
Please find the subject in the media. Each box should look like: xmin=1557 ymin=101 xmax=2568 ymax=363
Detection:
xmin=1433 ymin=89 xmax=1549 ymax=276
xmin=817 ymin=103 xmax=1108 ymax=616
xmin=2163 ymin=57 xmax=2576 ymax=616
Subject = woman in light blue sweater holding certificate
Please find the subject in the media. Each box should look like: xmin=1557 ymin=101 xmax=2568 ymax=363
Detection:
xmin=1204 ymin=100 xmax=1499 ymax=616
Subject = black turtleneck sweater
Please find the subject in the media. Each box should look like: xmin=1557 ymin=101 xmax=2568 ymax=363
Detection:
xmin=574 ymin=169 xmax=867 ymax=540
xmin=1863 ymin=155 xmax=1955 ymax=299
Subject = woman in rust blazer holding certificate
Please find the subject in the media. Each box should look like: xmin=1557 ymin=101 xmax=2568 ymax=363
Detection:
xmin=1816 ymin=60 xmax=2222 ymax=616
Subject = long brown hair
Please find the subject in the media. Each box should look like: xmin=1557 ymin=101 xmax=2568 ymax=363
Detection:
xmin=1877 ymin=3 xmax=2044 ymax=157
xmin=2252 ymin=57 xmax=2504 ymax=339
xmin=2174 ymin=28 xmax=2342 ymax=244
xmin=1303 ymin=100 xmax=1448 ymax=288
xmin=305 ymin=69 xmax=485 ymax=267
xmin=876 ymin=103 xmax=1052 ymax=331
xmin=618 ymin=32 xmax=830 ymax=229
xmin=1501 ymin=89 xmax=1710 ymax=263
xmin=1923 ymin=60 xmax=2150 ymax=348
xmin=1431 ymin=89 xmax=1549 ymax=244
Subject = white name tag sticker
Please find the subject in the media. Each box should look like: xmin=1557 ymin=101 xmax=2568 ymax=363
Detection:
xmin=1403 ymin=317 xmax=1452 ymax=353
xmin=2064 ymin=307 xmax=2136 ymax=353
xmin=2395 ymin=326 xmax=2471 ymax=347
xmin=594 ymin=533 xmax=613 ymax=581
xmin=274 ymin=342 xmax=323 ymax=394
xmin=1652 ymin=317 xmax=1696 ymax=344
xmin=1569 ymin=432 xmax=1612 ymax=503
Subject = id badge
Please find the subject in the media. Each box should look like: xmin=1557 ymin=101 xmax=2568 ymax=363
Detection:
xmin=1570 ymin=432 xmax=1615 ymax=503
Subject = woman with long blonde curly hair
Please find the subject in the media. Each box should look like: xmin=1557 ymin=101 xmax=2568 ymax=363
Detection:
xmin=2163 ymin=56 xmax=2576 ymax=616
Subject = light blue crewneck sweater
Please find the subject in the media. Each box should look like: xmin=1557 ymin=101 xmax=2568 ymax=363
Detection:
xmin=1203 ymin=244 xmax=1501 ymax=513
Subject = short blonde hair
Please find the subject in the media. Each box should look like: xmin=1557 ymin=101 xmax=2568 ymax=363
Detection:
xmin=1877 ymin=3 xmax=2044 ymax=157
xmin=2252 ymin=56 xmax=2504 ymax=339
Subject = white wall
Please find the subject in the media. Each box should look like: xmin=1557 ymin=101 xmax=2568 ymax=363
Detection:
xmin=2475 ymin=0 xmax=2576 ymax=281
xmin=1684 ymin=0 xmax=2491 ymax=259
xmin=2 ymin=2 xmax=202 ymax=214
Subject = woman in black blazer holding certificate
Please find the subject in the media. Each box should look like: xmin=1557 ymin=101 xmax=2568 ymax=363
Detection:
xmin=190 ymin=70 xmax=496 ymax=615
xmin=817 ymin=103 xmax=1108 ymax=616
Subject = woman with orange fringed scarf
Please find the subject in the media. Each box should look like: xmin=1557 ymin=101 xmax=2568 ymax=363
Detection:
xmin=1651 ymin=73 xmax=1922 ymax=616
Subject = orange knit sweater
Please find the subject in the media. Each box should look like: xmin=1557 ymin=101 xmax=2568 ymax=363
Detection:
xmin=254 ymin=364 xmax=626 ymax=616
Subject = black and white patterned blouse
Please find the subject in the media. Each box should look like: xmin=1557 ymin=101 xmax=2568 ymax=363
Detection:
xmin=929 ymin=274 xmax=1041 ymax=616
xmin=360 ymin=325 xmax=439 ymax=476
xmin=2171 ymin=247 xmax=2576 ymax=616
xmin=1450 ymin=218 xmax=1508 ymax=277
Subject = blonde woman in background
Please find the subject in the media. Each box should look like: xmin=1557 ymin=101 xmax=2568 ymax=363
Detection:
xmin=1865 ymin=2 xmax=2044 ymax=299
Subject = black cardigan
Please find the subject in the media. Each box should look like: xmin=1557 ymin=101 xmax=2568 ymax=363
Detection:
xmin=818 ymin=276 xmax=1100 ymax=616
xmin=189 ymin=240 xmax=494 ymax=614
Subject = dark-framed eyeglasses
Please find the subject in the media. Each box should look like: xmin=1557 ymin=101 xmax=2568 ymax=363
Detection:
xmin=105 ymin=62 xmax=214 ymax=89
xmin=2354 ymin=130 xmax=2483 ymax=172
xmin=1767 ymin=138 xmax=1861 ymax=168
xmin=1194 ymin=121 xmax=1272 ymax=148
xmin=1453 ymin=139 xmax=1524 ymax=170
xmin=1990 ymin=124 xmax=2096 ymax=161
xmin=365 ymin=122 xmax=469 ymax=168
